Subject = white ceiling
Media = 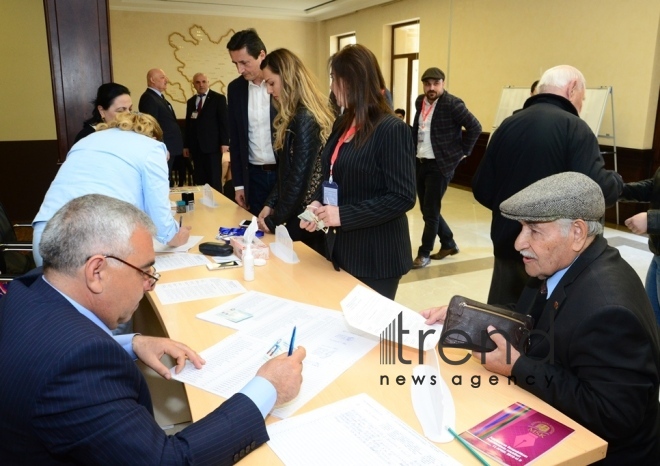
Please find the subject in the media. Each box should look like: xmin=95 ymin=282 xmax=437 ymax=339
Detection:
xmin=109 ymin=0 xmax=395 ymax=21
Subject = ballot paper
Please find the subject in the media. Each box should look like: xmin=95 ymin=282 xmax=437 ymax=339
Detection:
xmin=154 ymin=253 xmax=211 ymax=272
xmin=174 ymin=292 xmax=378 ymax=418
xmin=153 ymin=235 xmax=203 ymax=253
xmin=267 ymin=393 xmax=461 ymax=466
xmin=341 ymin=285 xmax=442 ymax=351
xmin=153 ymin=278 xmax=246 ymax=305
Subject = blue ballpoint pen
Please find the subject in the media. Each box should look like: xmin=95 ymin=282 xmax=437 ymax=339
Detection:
xmin=288 ymin=326 xmax=297 ymax=356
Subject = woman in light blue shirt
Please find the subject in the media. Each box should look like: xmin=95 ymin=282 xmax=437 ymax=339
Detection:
xmin=33 ymin=112 xmax=191 ymax=267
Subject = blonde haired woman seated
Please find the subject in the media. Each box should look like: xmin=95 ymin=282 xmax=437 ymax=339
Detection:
xmin=257 ymin=48 xmax=334 ymax=255
xmin=33 ymin=111 xmax=190 ymax=267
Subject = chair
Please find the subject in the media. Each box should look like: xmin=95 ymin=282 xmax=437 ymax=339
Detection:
xmin=0 ymin=201 xmax=35 ymax=276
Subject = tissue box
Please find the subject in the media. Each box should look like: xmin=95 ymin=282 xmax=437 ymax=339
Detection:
xmin=230 ymin=236 xmax=269 ymax=260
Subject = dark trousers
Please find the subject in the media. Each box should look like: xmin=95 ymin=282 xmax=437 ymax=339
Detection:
xmin=416 ymin=159 xmax=455 ymax=257
xmin=192 ymin=150 xmax=222 ymax=192
xmin=168 ymin=154 xmax=186 ymax=187
xmin=247 ymin=164 xmax=277 ymax=216
xmin=357 ymin=276 xmax=401 ymax=300
xmin=488 ymin=256 xmax=529 ymax=306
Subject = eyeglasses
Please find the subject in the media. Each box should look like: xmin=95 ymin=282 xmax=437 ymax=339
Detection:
xmin=103 ymin=255 xmax=160 ymax=288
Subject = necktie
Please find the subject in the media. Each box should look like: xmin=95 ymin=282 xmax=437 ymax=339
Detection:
xmin=196 ymin=94 xmax=205 ymax=112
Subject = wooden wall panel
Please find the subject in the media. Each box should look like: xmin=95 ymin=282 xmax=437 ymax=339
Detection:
xmin=451 ymin=134 xmax=655 ymax=226
xmin=44 ymin=0 xmax=112 ymax=162
xmin=0 ymin=140 xmax=60 ymax=224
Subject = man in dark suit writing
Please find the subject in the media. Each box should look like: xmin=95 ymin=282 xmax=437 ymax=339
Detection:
xmin=0 ymin=194 xmax=305 ymax=465
xmin=139 ymin=68 xmax=186 ymax=187
xmin=184 ymin=72 xmax=229 ymax=191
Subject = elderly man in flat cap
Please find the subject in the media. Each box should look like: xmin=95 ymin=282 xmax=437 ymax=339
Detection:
xmin=411 ymin=67 xmax=482 ymax=269
xmin=424 ymin=172 xmax=659 ymax=465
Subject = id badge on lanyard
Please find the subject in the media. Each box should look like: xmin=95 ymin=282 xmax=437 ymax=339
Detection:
xmin=326 ymin=126 xmax=356 ymax=207
xmin=323 ymin=181 xmax=339 ymax=206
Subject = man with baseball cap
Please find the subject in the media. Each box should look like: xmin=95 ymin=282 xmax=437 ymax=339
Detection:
xmin=412 ymin=67 xmax=481 ymax=269
xmin=424 ymin=172 xmax=659 ymax=464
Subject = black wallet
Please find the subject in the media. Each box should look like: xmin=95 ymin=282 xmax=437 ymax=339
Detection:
xmin=198 ymin=242 xmax=234 ymax=257
xmin=439 ymin=296 xmax=534 ymax=352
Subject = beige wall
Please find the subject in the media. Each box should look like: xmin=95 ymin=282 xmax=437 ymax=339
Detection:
xmin=320 ymin=0 xmax=660 ymax=149
xmin=110 ymin=10 xmax=319 ymax=117
xmin=0 ymin=0 xmax=56 ymax=141
xmin=3 ymin=1 xmax=659 ymax=150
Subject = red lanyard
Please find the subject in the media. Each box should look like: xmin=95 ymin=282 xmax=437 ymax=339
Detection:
xmin=420 ymin=99 xmax=435 ymax=128
xmin=329 ymin=126 xmax=357 ymax=181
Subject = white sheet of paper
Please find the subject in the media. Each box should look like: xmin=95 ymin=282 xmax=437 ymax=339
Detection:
xmin=267 ymin=393 xmax=461 ymax=466
xmin=341 ymin=285 xmax=442 ymax=351
xmin=154 ymin=253 xmax=211 ymax=272
xmin=175 ymin=292 xmax=378 ymax=417
xmin=153 ymin=235 xmax=203 ymax=253
xmin=154 ymin=278 xmax=246 ymax=305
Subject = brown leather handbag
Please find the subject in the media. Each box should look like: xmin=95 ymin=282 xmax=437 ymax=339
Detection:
xmin=440 ymin=296 xmax=534 ymax=352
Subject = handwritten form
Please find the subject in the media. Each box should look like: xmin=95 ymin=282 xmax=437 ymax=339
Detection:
xmin=341 ymin=285 xmax=442 ymax=351
xmin=153 ymin=278 xmax=246 ymax=305
xmin=172 ymin=292 xmax=378 ymax=418
xmin=267 ymin=393 xmax=461 ymax=466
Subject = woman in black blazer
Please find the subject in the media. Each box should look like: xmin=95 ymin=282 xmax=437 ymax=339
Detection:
xmin=257 ymin=48 xmax=334 ymax=255
xmin=301 ymin=44 xmax=416 ymax=299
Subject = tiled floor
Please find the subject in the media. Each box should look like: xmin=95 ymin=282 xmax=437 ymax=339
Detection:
xmin=397 ymin=185 xmax=653 ymax=312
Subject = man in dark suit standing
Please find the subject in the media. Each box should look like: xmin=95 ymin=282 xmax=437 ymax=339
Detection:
xmin=412 ymin=67 xmax=482 ymax=269
xmin=226 ymin=29 xmax=277 ymax=215
xmin=0 ymin=194 xmax=305 ymax=464
xmin=139 ymin=68 xmax=186 ymax=187
xmin=183 ymin=72 xmax=229 ymax=191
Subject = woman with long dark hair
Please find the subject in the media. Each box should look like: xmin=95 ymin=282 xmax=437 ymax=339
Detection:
xmin=300 ymin=44 xmax=416 ymax=299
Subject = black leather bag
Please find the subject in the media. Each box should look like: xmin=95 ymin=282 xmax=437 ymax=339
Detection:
xmin=439 ymin=296 xmax=534 ymax=352
xmin=198 ymin=242 xmax=233 ymax=257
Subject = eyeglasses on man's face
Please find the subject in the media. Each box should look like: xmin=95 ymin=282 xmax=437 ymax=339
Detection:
xmin=103 ymin=254 xmax=160 ymax=288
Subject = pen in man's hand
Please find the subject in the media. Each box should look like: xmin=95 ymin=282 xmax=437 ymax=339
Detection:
xmin=288 ymin=326 xmax=297 ymax=356
xmin=179 ymin=215 xmax=183 ymax=227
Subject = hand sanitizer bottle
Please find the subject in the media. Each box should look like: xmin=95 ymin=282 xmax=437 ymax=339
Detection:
xmin=243 ymin=245 xmax=254 ymax=281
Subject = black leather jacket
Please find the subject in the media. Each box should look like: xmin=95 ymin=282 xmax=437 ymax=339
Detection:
xmin=263 ymin=106 xmax=323 ymax=233
xmin=620 ymin=167 xmax=660 ymax=255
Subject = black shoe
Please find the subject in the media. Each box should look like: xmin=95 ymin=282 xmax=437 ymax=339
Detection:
xmin=429 ymin=247 xmax=459 ymax=260
xmin=412 ymin=255 xmax=431 ymax=269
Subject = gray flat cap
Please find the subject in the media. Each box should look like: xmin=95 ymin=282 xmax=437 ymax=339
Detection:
xmin=500 ymin=172 xmax=605 ymax=222
xmin=421 ymin=67 xmax=445 ymax=82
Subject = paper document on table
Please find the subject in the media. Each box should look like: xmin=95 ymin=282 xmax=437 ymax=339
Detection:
xmin=175 ymin=292 xmax=378 ymax=417
xmin=341 ymin=285 xmax=442 ymax=351
xmin=154 ymin=253 xmax=211 ymax=272
xmin=153 ymin=235 xmax=203 ymax=253
xmin=267 ymin=393 xmax=461 ymax=466
xmin=154 ymin=278 xmax=246 ymax=305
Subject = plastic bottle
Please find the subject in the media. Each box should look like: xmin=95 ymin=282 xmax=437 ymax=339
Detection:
xmin=243 ymin=246 xmax=254 ymax=281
